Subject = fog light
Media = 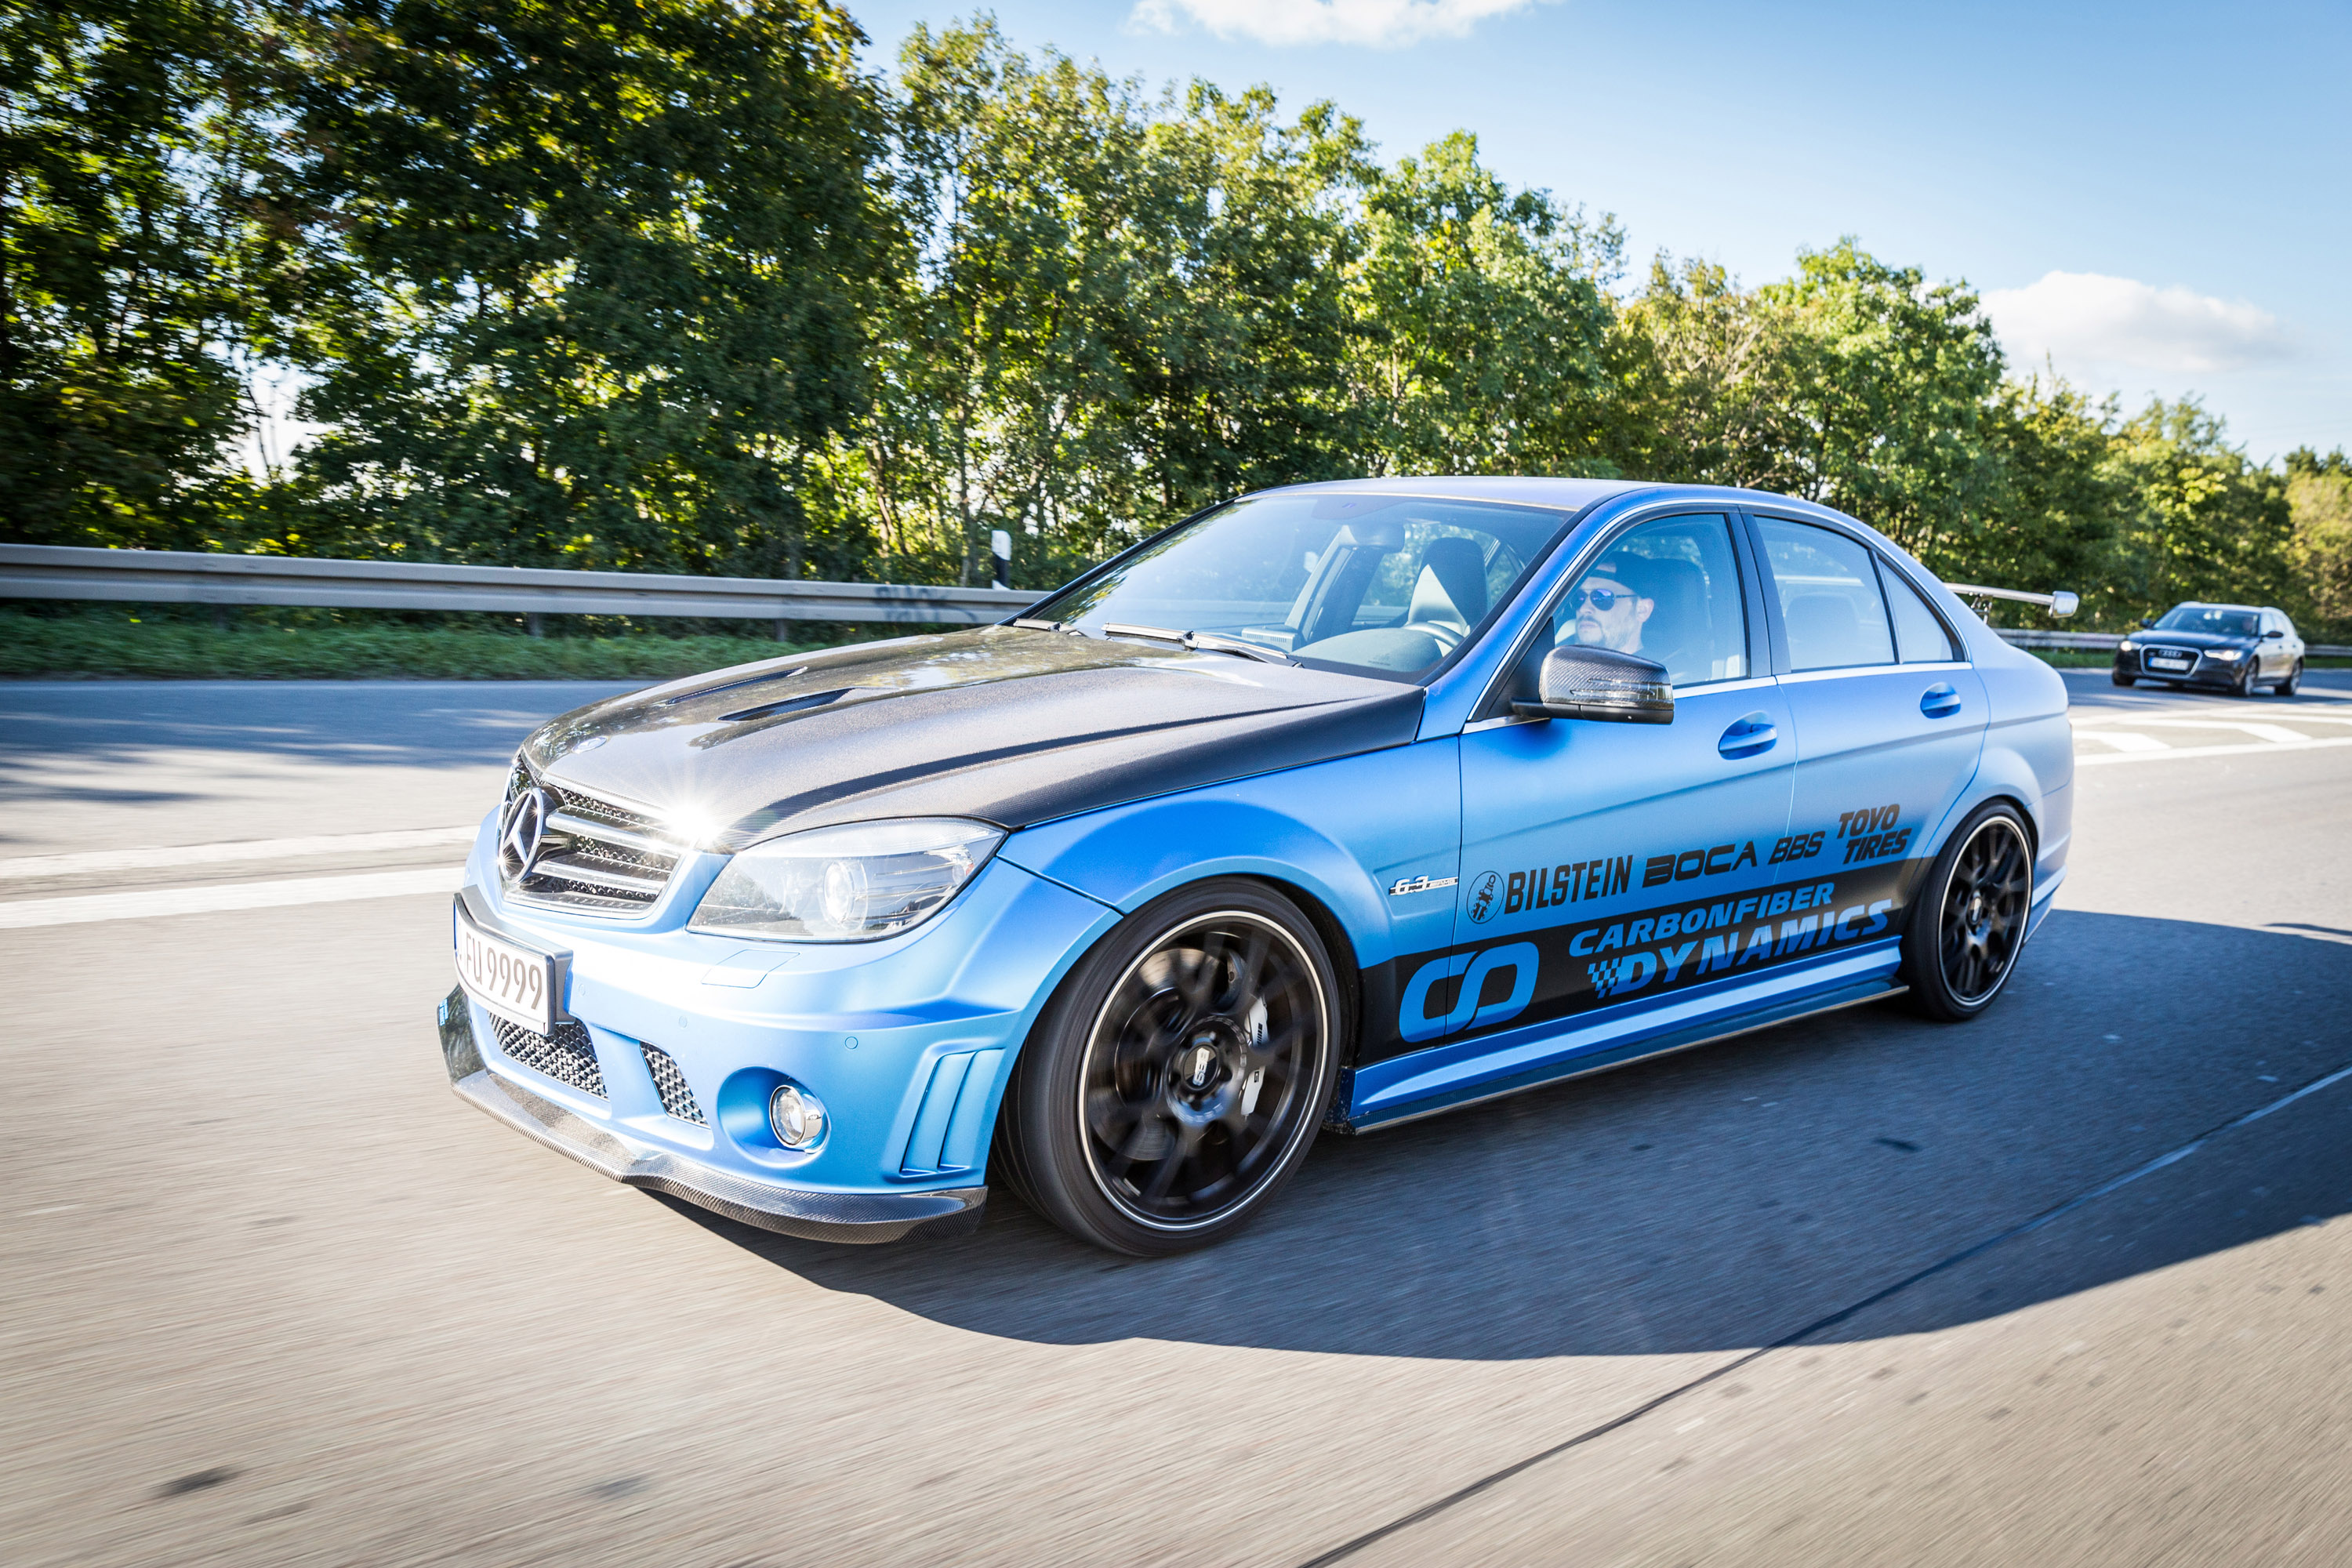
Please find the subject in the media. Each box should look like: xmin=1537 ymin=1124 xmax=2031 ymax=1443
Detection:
xmin=769 ymin=1083 xmax=826 ymax=1149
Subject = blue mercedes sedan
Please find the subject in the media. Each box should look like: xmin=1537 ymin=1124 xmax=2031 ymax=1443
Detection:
xmin=438 ymin=478 xmax=2073 ymax=1254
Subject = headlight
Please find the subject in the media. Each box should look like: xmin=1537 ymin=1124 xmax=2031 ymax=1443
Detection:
xmin=2207 ymin=647 xmax=2242 ymax=661
xmin=2117 ymin=639 xmax=2137 ymax=652
xmin=688 ymin=818 xmax=1004 ymax=942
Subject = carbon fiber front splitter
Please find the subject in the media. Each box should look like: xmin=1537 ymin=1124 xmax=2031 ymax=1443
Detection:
xmin=438 ymin=989 xmax=985 ymax=1244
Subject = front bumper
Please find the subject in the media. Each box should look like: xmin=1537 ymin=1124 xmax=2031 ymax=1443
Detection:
xmin=439 ymin=987 xmax=985 ymax=1243
xmin=2115 ymin=648 xmax=2246 ymax=686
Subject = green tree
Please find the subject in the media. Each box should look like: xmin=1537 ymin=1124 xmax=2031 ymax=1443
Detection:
xmin=284 ymin=0 xmax=889 ymax=574
xmin=0 ymin=0 xmax=285 ymax=546
xmin=1345 ymin=131 xmax=1621 ymax=478
xmin=2103 ymin=398 xmax=2292 ymax=619
xmin=2280 ymin=448 xmax=2350 ymax=637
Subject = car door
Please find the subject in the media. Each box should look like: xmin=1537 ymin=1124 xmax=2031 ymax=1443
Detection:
xmin=1427 ymin=511 xmax=1795 ymax=1050
xmin=1750 ymin=514 xmax=1987 ymax=948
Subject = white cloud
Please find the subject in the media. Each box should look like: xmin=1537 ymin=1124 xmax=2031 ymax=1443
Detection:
xmin=1983 ymin=270 xmax=2294 ymax=376
xmin=1130 ymin=0 xmax=1544 ymax=49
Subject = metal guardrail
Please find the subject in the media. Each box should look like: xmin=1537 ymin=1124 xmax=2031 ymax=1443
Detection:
xmin=3 ymin=544 xmax=2343 ymax=655
xmin=0 ymin=543 xmax=1043 ymax=626
xmin=1993 ymin=627 xmax=2352 ymax=658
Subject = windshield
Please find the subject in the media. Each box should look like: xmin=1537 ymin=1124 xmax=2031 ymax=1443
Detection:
xmin=1027 ymin=493 xmax=1573 ymax=678
xmin=2154 ymin=605 xmax=2260 ymax=637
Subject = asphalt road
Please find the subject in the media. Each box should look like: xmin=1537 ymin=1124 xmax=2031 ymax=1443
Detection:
xmin=3 ymin=670 xmax=2349 ymax=1567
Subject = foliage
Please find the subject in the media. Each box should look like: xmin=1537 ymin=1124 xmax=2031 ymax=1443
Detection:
xmin=281 ymin=0 xmax=890 ymax=573
xmin=2283 ymin=448 xmax=2352 ymax=638
xmin=0 ymin=0 xmax=289 ymax=546
xmin=3 ymin=5 xmax=2340 ymax=634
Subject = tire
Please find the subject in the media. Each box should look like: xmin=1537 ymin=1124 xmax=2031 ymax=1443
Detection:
xmin=2111 ymin=667 xmax=2135 ymax=688
xmin=994 ymin=879 xmax=1341 ymax=1256
xmin=2233 ymin=659 xmax=2259 ymax=698
xmin=1900 ymin=804 xmax=2034 ymax=1022
xmin=2276 ymin=660 xmax=2303 ymax=698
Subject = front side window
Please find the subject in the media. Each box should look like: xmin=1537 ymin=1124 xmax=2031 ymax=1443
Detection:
xmin=1541 ymin=514 xmax=1749 ymax=687
xmin=1029 ymin=494 xmax=1571 ymax=679
xmin=1759 ymin=518 xmax=1896 ymax=671
xmin=2153 ymin=605 xmax=2261 ymax=637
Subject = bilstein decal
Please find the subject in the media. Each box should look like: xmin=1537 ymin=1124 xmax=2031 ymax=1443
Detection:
xmin=1393 ymin=860 xmax=1917 ymax=1047
xmin=1468 ymin=855 xmax=1634 ymax=925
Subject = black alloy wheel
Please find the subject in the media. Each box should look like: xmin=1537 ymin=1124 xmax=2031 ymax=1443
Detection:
xmin=1901 ymin=804 xmax=2034 ymax=1022
xmin=996 ymin=880 xmax=1339 ymax=1255
xmin=2234 ymin=657 xmax=2259 ymax=698
xmin=2276 ymin=659 xmax=2303 ymax=698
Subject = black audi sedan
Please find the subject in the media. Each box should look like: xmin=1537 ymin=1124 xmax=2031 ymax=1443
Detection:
xmin=2113 ymin=602 xmax=2306 ymax=695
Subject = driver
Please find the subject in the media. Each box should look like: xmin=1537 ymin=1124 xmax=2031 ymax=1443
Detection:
xmin=1563 ymin=557 xmax=1655 ymax=655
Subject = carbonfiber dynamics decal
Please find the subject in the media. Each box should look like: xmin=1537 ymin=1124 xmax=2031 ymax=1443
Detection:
xmin=1384 ymin=858 xmax=1926 ymax=1051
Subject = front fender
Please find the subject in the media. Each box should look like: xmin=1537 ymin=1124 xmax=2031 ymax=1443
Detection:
xmin=993 ymin=739 xmax=1463 ymax=980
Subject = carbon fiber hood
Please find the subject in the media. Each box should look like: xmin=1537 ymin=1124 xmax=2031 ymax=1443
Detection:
xmin=519 ymin=626 xmax=1425 ymax=849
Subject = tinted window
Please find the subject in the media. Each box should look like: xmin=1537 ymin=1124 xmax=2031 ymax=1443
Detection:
xmin=1759 ymin=518 xmax=1896 ymax=670
xmin=1544 ymin=514 xmax=1748 ymax=687
xmin=2152 ymin=605 xmax=2261 ymax=637
xmin=1031 ymin=493 xmax=1565 ymax=678
xmin=1879 ymin=560 xmax=1957 ymax=662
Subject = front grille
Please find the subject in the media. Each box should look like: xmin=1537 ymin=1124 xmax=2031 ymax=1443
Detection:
xmin=491 ymin=1017 xmax=607 ymax=1098
xmin=503 ymin=775 xmax=687 ymax=914
xmin=2144 ymin=645 xmax=2200 ymax=667
xmin=641 ymin=1044 xmax=705 ymax=1124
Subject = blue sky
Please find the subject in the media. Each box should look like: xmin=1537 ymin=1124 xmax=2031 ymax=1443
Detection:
xmin=843 ymin=0 xmax=2351 ymax=463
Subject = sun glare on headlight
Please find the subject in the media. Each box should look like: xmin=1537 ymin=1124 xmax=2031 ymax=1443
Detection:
xmin=687 ymin=818 xmax=1004 ymax=942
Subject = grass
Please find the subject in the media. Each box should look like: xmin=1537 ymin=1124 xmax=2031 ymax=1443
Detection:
xmin=0 ymin=608 xmax=883 ymax=681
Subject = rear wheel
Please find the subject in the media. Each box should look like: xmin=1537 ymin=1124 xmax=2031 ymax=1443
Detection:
xmin=995 ymin=880 xmax=1340 ymax=1255
xmin=1901 ymin=804 xmax=2033 ymax=1022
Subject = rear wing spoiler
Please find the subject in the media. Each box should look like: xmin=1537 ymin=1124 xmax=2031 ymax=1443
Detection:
xmin=1943 ymin=583 xmax=2079 ymax=619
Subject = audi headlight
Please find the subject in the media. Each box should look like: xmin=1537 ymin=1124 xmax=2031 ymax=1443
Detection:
xmin=2207 ymin=647 xmax=2243 ymax=661
xmin=688 ymin=818 xmax=1004 ymax=942
xmin=2117 ymin=639 xmax=2138 ymax=652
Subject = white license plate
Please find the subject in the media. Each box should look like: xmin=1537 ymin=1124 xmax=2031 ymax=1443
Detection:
xmin=2147 ymin=657 xmax=2190 ymax=670
xmin=453 ymin=902 xmax=558 ymax=1034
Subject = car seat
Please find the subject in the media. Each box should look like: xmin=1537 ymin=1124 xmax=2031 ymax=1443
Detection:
xmin=1403 ymin=536 xmax=1489 ymax=651
xmin=1635 ymin=557 xmax=1707 ymax=685
xmin=1786 ymin=592 xmax=1867 ymax=669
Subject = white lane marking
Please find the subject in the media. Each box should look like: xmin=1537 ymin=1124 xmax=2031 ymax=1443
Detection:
xmin=0 ymin=866 xmax=463 ymax=929
xmin=2231 ymin=723 xmax=2318 ymax=744
xmin=2075 ymin=735 xmax=2352 ymax=768
xmin=0 ymin=826 xmax=477 ymax=880
xmin=2078 ymin=731 xmax=2169 ymax=752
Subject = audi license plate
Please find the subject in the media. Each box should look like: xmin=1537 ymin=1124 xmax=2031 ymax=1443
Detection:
xmin=2147 ymin=655 xmax=2190 ymax=671
xmin=453 ymin=901 xmax=558 ymax=1034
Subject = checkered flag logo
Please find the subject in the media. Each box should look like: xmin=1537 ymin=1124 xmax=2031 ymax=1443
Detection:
xmin=1588 ymin=956 xmax=1632 ymax=998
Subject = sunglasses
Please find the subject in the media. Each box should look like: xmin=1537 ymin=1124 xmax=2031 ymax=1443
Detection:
xmin=1570 ymin=586 xmax=1632 ymax=611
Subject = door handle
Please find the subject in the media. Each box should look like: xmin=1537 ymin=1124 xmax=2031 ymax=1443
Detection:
xmin=1719 ymin=711 xmax=1777 ymax=758
xmin=1919 ymin=683 xmax=1962 ymax=719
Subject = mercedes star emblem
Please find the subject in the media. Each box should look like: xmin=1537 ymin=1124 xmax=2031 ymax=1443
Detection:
xmin=499 ymin=786 xmax=553 ymax=877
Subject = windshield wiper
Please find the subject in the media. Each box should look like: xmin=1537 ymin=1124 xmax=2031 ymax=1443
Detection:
xmin=1102 ymin=623 xmax=1294 ymax=666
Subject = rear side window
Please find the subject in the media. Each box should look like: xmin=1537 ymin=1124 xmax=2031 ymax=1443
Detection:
xmin=1878 ymin=561 xmax=1957 ymax=662
xmin=1758 ymin=518 xmax=1895 ymax=670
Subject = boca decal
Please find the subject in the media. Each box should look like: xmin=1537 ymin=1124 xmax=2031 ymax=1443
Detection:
xmin=1388 ymin=858 xmax=1921 ymax=1053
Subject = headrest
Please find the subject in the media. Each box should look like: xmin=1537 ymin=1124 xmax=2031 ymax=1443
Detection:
xmin=1408 ymin=535 xmax=1489 ymax=629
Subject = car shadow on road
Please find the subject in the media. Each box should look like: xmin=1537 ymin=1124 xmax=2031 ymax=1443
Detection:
xmin=673 ymin=910 xmax=2352 ymax=1359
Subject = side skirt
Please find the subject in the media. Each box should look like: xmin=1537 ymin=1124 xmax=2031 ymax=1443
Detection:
xmin=1338 ymin=977 xmax=1905 ymax=1134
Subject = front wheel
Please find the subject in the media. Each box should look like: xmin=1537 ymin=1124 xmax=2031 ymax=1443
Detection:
xmin=2111 ymin=667 xmax=2136 ymax=688
xmin=1900 ymin=804 xmax=2034 ymax=1022
xmin=2276 ymin=660 xmax=2303 ymax=697
xmin=2234 ymin=659 xmax=2259 ymax=698
xmin=994 ymin=880 xmax=1341 ymax=1255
